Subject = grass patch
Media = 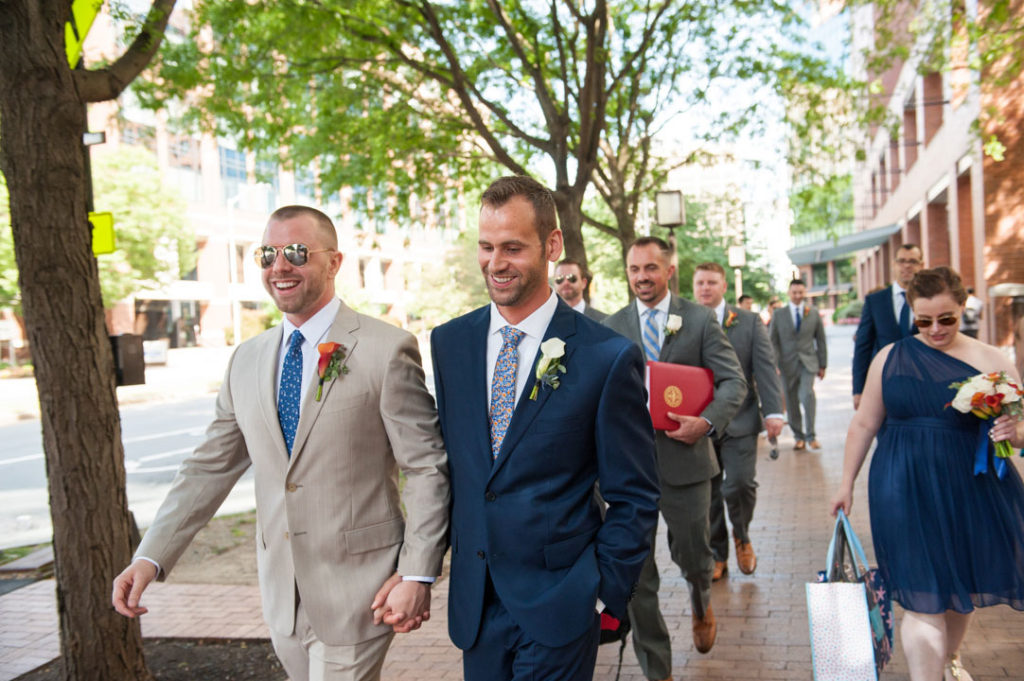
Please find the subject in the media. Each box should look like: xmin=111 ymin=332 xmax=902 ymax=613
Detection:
xmin=0 ymin=543 xmax=48 ymax=566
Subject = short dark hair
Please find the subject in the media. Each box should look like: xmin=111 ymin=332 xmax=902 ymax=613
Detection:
xmin=556 ymin=258 xmax=591 ymax=282
xmin=695 ymin=262 xmax=727 ymax=277
xmin=481 ymin=176 xmax=558 ymax=243
xmin=629 ymin=236 xmax=672 ymax=258
xmin=897 ymin=243 xmax=921 ymax=254
xmin=738 ymin=294 xmax=753 ymax=303
xmin=907 ymin=266 xmax=968 ymax=306
xmin=789 ymin=278 xmax=806 ymax=288
xmin=268 ymin=205 xmax=338 ymax=249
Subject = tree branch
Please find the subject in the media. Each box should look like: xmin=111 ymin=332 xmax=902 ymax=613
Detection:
xmin=75 ymin=0 xmax=177 ymax=103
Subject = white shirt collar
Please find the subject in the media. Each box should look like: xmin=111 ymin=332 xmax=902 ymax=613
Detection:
xmin=634 ymin=292 xmax=671 ymax=320
xmin=570 ymin=299 xmax=587 ymax=313
xmin=713 ymin=299 xmax=727 ymax=324
xmin=281 ymin=297 xmax=340 ymax=350
xmin=892 ymin=282 xmax=907 ymax=300
xmin=488 ymin=289 xmax=559 ymax=342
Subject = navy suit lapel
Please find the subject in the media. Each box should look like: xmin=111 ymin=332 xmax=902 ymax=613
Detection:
xmin=490 ymin=301 xmax=578 ymax=480
xmin=465 ymin=308 xmax=493 ymax=467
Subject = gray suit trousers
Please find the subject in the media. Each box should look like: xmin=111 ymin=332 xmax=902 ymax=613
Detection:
xmin=783 ymin=367 xmax=817 ymax=441
xmin=628 ymin=479 xmax=712 ymax=680
xmin=709 ymin=433 xmax=758 ymax=559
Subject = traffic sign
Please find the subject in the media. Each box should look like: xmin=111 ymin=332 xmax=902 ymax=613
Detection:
xmin=90 ymin=211 xmax=115 ymax=255
xmin=65 ymin=0 xmax=105 ymax=68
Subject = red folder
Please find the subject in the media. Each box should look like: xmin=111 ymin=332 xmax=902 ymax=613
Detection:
xmin=645 ymin=361 xmax=714 ymax=430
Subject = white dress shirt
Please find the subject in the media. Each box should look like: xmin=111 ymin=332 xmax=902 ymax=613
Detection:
xmin=891 ymin=282 xmax=913 ymax=326
xmin=486 ymin=290 xmax=559 ymax=404
xmin=570 ymin=299 xmax=587 ymax=314
xmin=634 ymin=293 xmax=672 ymax=347
xmin=276 ymin=298 xmax=341 ymax=416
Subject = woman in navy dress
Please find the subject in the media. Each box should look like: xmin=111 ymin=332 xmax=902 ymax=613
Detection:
xmin=831 ymin=267 xmax=1024 ymax=681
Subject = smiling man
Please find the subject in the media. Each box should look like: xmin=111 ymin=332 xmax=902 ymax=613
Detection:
xmin=112 ymin=206 xmax=450 ymax=681
xmin=604 ymin=239 xmax=746 ymax=680
xmin=553 ymin=258 xmax=607 ymax=321
xmin=430 ymin=176 xmax=659 ymax=681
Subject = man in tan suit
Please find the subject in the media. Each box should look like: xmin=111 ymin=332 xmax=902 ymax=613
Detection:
xmin=112 ymin=206 xmax=450 ymax=680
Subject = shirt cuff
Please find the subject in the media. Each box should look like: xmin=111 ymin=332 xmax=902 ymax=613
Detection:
xmin=763 ymin=413 xmax=784 ymax=421
xmin=135 ymin=556 xmax=162 ymax=576
xmin=701 ymin=416 xmax=715 ymax=436
xmin=402 ymin=575 xmax=436 ymax=583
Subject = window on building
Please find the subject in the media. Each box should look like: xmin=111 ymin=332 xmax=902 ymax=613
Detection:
xmin=168 ymin=135 xmax=203 ymax=202
xmin=220 ymin=147 xmax=247 ymax=205
xmin=121 ymin=121 xmax=156 ymax=153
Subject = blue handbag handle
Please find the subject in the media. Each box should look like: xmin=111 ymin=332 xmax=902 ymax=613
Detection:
xmin=825 ymin=510 xmax=872 ymax=581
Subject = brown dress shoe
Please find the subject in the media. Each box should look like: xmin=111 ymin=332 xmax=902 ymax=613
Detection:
xmin=712 ymin=560 xmax=728 ymax=581
xmin=692 ymin=604 xmax=717 ymax=653
xmin=808 ymin=439 xmax=822 ymax=450
xmin=734 ymin=539 xmax=757 ymax=575
xmin=793 ymin=439 xmax=806 ymax=450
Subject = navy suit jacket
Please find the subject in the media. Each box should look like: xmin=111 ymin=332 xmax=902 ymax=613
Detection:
xmin=430 ymin=299 xmax=660 ymax=650
xmin=852 ymin=286 xmax=915 ymax=395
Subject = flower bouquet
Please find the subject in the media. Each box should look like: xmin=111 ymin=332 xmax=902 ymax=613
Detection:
xmin=948 ymin=371 xmax=1023 ymax=462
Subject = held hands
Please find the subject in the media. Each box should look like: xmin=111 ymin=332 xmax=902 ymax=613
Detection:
xmin=112 ymin=559 xmax=158 ymax=618
xmin=664 ymin=413 xmax=710 ymax=445
xmin=371 ymin=573 xmax=431 ymax=633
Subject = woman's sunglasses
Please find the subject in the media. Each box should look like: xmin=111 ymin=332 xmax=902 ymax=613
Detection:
xmin=253 ymin=244 xmax=333 ymax=269
xmin=913 ymin=313 xmax=958 ymax=329
xmin=553 ymin=274 xmax=578 ymax=284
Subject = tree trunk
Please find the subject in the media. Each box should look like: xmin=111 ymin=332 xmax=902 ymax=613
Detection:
xmin=0 ymin=2 xmax=152 ymax=679
xmin=553 ymin=188 xmax=587 ymax=271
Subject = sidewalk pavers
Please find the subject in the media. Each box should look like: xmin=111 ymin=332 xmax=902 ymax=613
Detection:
xmin=2 ymin=326 xmax=1023 ymax=680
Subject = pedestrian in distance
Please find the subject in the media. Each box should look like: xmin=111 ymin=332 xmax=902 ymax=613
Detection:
xmin=553 ymin=258 xmax=608 ymax=321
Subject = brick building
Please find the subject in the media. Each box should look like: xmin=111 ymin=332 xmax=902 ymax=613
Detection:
xmin=849 ymin=1 xmax=1024 ymax=347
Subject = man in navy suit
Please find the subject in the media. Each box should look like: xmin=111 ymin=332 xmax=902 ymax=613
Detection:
xmin=431 ymin=176 xmax=660 ymax=681
xmin=852 ymin=243 xmax=923 ymax=408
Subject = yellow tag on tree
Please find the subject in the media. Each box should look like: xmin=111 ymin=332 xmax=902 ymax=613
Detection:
xmin=90 ymin=211 xmax=115 ymax=255
xmin=65 ymin=0 xmax=105 ymax=67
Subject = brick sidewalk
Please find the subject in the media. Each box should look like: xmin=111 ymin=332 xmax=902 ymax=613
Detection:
xmin=3 ymin=326 xmax=1023 ymax=680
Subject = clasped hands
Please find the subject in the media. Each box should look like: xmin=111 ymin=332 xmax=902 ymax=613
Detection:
xmin=371 ymin=573 xmax=432 ymax=633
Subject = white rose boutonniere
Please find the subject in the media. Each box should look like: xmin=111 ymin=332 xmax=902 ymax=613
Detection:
xmin=664 ymin=314 xmax=682 ymax=336
xmin=530 ymin=337 xmax=567 ymax=400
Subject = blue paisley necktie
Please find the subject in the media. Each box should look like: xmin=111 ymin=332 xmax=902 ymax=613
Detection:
xmin=278 ymin=329 xmax=303 ymax=457
xmin=489 ymin=326 xmax=525 ymax=459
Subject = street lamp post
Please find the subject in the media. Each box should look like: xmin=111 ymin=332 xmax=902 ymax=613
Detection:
xmin=655 ymin=190 xmax=685 ymax=295
xmin=728 ymin=244 xmax=746 ymax=302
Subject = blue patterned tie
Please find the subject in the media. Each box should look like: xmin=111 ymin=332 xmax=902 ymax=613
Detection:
xmin=795 ymin=306 xmax=802 ymax=332
xmin=898 ymin=291 xmax=910 ymax=335
xmin=642 ymin=309 xmax=661 ymax=363
xmin=489 ymin=326 xmax=525 ymax=459
xmin=278 ymin=330 xmax=304 ymax=457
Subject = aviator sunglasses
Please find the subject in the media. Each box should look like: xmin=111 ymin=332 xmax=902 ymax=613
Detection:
xmin=253 ymin=243 xmax=333 ymax=269
xmin=913 ymin=313 xmax=958 ymax=329
xmin=553 ymin=274 xmax=579 ymax=284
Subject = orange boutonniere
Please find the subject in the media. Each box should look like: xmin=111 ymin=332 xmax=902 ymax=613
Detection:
xmin=316 ymin=342 xmax=349 ymax=401
xmin=724 ymin=310 xmax=739 ymax=328
xmin=803 ymin=304 xmax=811 ymax=317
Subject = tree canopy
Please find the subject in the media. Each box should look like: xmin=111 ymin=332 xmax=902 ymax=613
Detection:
xmin=140 ymin=0 xmax=844 ymax=269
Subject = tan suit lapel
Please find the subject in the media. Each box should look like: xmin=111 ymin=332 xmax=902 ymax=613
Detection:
xmin=258 ymin=325 xmax=288 ymax=455
xmin=290 ymin=302 xmax=360 ymax=465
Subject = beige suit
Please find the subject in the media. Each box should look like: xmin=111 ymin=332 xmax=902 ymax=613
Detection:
xmin=136 ymin=300 xmax=450 ymax=646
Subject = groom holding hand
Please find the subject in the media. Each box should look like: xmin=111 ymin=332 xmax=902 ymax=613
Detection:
xmin=431 ymin=176 xmax=659 ymax=681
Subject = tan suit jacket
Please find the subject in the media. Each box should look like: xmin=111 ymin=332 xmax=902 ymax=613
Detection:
xmin=135 ymin=300 xmax=450 ymax=645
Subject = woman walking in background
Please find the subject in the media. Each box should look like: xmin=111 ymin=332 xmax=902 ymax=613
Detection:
xmin=830 ymin=267 xmax=1024 ymax=681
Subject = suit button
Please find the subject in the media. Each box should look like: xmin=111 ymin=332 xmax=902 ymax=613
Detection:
xmin=284 ymin=531 xmax=290 ymax=540
xmin=476 ymin=550 xmax=485 ymax=559
xmin=485 ymin=491 xmax=496 ymax=501
xmin=286 ymin=483 xmax=298 ymax=492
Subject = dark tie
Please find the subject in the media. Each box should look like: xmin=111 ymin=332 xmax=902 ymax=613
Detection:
xmin=489 ymin=326 xmax=525 ymax=459
xmin=642 ymin=309 xmax=661 ymax=362
xmin=795 ymin=306 xmax=802 ymax=332
xmin=278 ymin=330 xmax=304 ymax=456
xmin=898 ymin=291 xmax=911 ymax=336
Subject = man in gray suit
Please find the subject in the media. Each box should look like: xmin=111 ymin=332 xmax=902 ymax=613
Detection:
xmin=693 ymin=263 xmax=784 ymax=582
xmin=605 ymin=237 xmax=746 ymax=679
xmin=113 ymin=206 xmax=450 ymax=680
xmin=770 ymin=278 xmax=827 ymax=451
xmin=554 ymin=258 xmax=607 ymax=321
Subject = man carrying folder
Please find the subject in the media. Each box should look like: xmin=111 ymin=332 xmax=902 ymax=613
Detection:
xmin=605 ymin=237 xmax=746 ymax=681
